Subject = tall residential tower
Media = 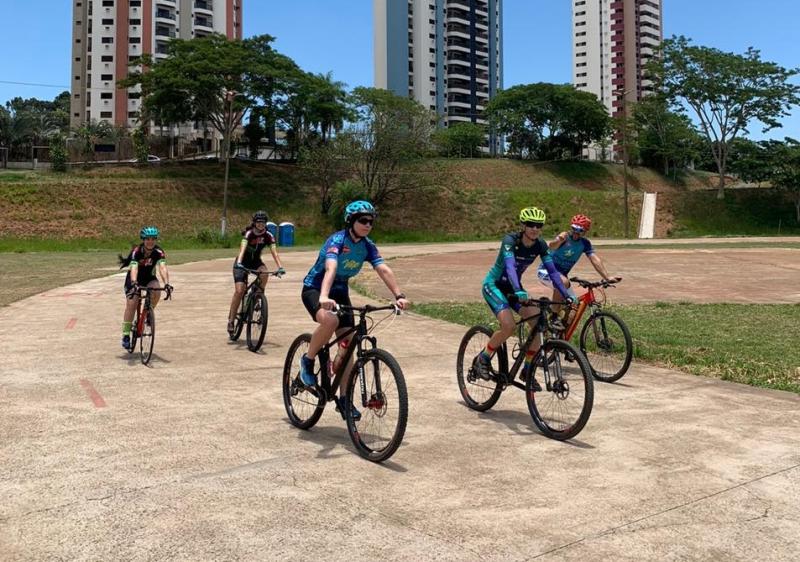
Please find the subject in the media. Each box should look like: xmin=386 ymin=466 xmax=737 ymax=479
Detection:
xmin=70 ymin=0 xmax=243 ymax=130
xmin=572 ymin=0 xmax=662 ymax=120
xmin=374 ymin=0 xmax=502 ymax=130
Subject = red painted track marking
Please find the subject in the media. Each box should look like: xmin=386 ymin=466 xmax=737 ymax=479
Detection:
xmin=65 ymin=318 xmax=77 ymax=330
xmin=79 ymin=379 xmax=107 ymax=408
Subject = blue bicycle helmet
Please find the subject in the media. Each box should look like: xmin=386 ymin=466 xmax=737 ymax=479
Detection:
xmin=344 ymin=200 xmax=376 ymax=224
xmin=140 ymin=226 xmax=160 ymax=239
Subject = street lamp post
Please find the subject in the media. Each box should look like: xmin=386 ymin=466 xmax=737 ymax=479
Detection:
xmin=220 ymin=89 xmax=235 ymax=238
xmin=613 ymin=89 xmax=631 ymax=238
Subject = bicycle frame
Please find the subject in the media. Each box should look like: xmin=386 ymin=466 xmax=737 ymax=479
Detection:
xmin=562 ymin=289 xmax=599 ymax=341
xmin=500 ymin=301 xmax=562 ymax=392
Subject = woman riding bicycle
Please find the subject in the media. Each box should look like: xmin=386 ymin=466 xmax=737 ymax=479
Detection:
xmin=227 ymin=210 xmax=285 ymax=336
xmin=298 ymin=200 xmax=410 ymax=420
xmin=536 ymin=214 xmax=621 ymax=321
xmin=118 ymin=226 xmax=173 ymax=350
xmin=473 ymin=207 xmax=575 ymax=386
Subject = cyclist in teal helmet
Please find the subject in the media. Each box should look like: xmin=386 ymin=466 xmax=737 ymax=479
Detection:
xmin=299 ymin=200 xmax=410 ymax=421
xmin=117 ymin=226 xmax=173 ymax=350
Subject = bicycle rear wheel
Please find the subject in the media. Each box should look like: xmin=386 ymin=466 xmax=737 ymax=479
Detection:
xmin=456 ymin=325 xmax=503 ymax=411
xmin=246 ymin=292 xmax=268 ymax=352
xmin=230 ymin=297 xmax=246 ymax=341
xmin=579 ymin=311 xmax=633 ymax=383
xmin=526 ymin=339 xmax=593 ymax=441
xmin=282 ymin=333 xmax=325 ymax=429
xmin=345 ymin=348 xmax=408 ymax=463
xmin=139 ymin=308 xmax=155 ymax=365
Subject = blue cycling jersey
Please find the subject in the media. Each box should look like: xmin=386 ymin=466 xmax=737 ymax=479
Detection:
xmin=303 ymin=229 xmax=385 ymax=289
xmin=483 ymin=232 xmax=553 ymax=291
xmin=550 ymin=235 xmax=594 ymax=275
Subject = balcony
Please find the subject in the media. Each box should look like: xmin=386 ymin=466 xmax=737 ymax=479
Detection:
xmin=194 ymin=0 xmax=213 ymax=14
xmin=155 ymin=10 xmax=177 ymax=25
xmin=156 ymin=0 xmax=177 ymax=7
xmin=155 ymin=27 xmax=176 ymax=39
xmin=194 ymin=17 xmax=214 ymax=32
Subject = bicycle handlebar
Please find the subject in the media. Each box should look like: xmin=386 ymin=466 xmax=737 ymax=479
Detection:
xmin=235 ymin=265 xmax=284 ymax=278
xmin=569 ymin=277 xmax=621 ymax=289
xmin=334 ymin=303 xmax=402 ymax=316
xmin=127 ymin=285 xmax=173 ymax=300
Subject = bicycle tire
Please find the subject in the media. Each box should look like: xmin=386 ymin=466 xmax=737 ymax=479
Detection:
xmin=579 ymin=310 xmax=633 ymax=383
xmin=139 ymin=308 xmax=155 ymax=365
xmin=128 ymin=308 xmax=138 ymax=354
xmin=526 ymin=339 xmax=593 ymax=441
xmin=456 ymin=325 xmax=504 ymax=411
xmin=282 ymin=333 xmax=325 ymax=430
xmin=230 ymin=296 xmax=246 ymax=341
xmin=345 ymin=348 xmax=408 ymax=463
xmin=246 ymin=292 xmax=268 ymax=352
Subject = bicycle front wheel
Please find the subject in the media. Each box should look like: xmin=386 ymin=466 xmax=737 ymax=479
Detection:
xmin=345 ymin=349 xmax=408 ymax=463
xmin=139 ymin=308 xmax=155 ymax=365
xmin=282 ymin=333 xmax=325 ymax=429
xmin=456 ymin=325 xmax=503 ymax=411
xmin=579 ymin=311 xmax=633 ymax=383
xmin=246 ymin=292 xmax=268 ymax=352
xmin=526 ymin=340 xmax=593 ymax=441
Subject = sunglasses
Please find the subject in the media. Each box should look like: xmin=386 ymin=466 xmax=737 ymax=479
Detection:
xmin=254 ymin=220 xmax=266 ymax=224
xmin=523 ymin=221 xmax=544 ymax=229
xmin=356 ymin=217 xmax=374 ymax=226
xmin=571 ymin=225 xmax=586 ymax=233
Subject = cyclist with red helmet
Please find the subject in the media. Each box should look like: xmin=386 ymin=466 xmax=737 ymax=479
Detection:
xmin=228 ymin=210 xmax=285 ymax=335
xmin=298 ymin=200 xmax=410 ymax=421
xmin=537 ymin=213 xmax=621 ymax=310
xmin=117 ymin=226 xmax=173 ymax=350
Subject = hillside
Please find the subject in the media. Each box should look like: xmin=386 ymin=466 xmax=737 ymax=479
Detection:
xmin=0 ymin=159 xmax=796 ymax=250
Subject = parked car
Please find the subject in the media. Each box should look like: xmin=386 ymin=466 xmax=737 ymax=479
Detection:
xmin=128 ymin=155 xmax=162 ymax=164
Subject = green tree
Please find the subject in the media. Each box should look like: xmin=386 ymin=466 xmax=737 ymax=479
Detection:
xmin=728 ymin=138 xmax=772 ymax=186
xmin=243 ymin=110 xmax=265 ymax=158
xmin=632 ymin=95 xmax=700 ymax=175
xmin=337 ymin=87 xmax=435 ymax=205
xmin=73 ymin=120 xmax=116 ymax=164
xmin=131 ymin=126 xmax=149 ymax=163
xmin=765 ymin=138 xmax=800 ymax=223
xmin=432 ymin=122 xmax=485 ymax=157
xmin=649 ymin=36 xmax=800 ymax=198
xmin=485 ymin=83 xmax=610 ymax=160
xmin=299 ymin=140 xmax=351 ymax=214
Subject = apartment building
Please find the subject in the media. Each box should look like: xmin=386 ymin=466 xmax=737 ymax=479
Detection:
xmin=572 ymin=0 xmax=662 ymax=121
xmin=374 ymin=0 xmax=502 ymax=133
xmin=70 ymin=0 xmax=243 ymax=130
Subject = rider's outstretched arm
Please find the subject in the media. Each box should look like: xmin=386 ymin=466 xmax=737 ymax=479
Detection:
xmin=541 ymin=256 xmax=572 ymax=301
xmin=374 ymin=264 xmax=410 ymax=309
xmin=588 ymin=254 xmax=619 ymax=282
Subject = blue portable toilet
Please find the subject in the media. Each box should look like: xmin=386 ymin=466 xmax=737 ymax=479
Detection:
xmin=278 ymin=221 xmax=295 ymax=246
xmin=266 ymin=221 xmax=278 ymax=241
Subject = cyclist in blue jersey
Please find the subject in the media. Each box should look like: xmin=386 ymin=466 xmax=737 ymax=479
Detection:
xmin=299 ymin=200 xmax=410 ymax=420
xmin=473 ymin=207 xmax=576 ymax=386
xmin=537 ymin=214 xmax=620 ymax=318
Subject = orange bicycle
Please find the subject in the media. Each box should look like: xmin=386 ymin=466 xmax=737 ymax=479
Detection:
xmin=551 ymin=277 xmax=632 ymax=383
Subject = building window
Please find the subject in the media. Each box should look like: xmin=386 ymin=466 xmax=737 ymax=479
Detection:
xmin=575 ymin=11 xmax=585 ymax=16
xmin=100 ymin=111 xmax=113 ymax=118
xmin=576 ymin=21 xmax=586 ymax=27
xmin=101 ymin=74 xmax=113 ymax=81
xmin=101 ymin=92 xmax=113 ymax=99
xmin=101 ymin=37 xmax=114 ymax=44
xmin=130 ymin=18 xmax=141 ymax=25
xmin=128 ymin=92 xmax=141 ymax=99
xmin=577 ymin=52 xmax=587 ymax=57
xmin=576 ymin=31 xmax=586 ymax=37
xmin=102 ymin=1 xmax=114 ymax=6
xmin=102 ymin=18 xmax=114 ymax=25
xmin=129 ymin=37 xmax=141 ymax=44
xmin=101 ymin=55 xmax=113 ymax=62
xmin=576 ymin=62 xmax=587 ymax=68
xmin=576 ymin=83 xmax=587 ymax=88
xmin=128 ymin=111 xmax=139 ymax=118
xmin=130 ymin=0 xmax=141 ymax=5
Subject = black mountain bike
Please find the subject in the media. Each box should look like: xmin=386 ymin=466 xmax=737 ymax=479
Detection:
xmin=127 ymin=285 xmax=172 ymax=365
xmin=229 ymin=266 xmax=282 ymax=352
xmin=283 ymin=304 xmax=408 ymax=463
xmin=456 ymin=297 xmax=594 ymax=441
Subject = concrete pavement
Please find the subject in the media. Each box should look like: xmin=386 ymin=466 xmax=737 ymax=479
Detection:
xmin=1 ymin=247 xmax=799 ymax=561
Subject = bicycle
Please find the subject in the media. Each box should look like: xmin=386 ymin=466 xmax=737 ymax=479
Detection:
xmin=283 ymin=303 xmax=408 ymax=463
xmin=127 ymin=285 xmax=172 ymax=365
xmin=555 ymin=277 xmax=633 ymax=383
xmin=229 ymin=266 xmax=282 ymax=352
xmin=456 ymin=297 xmax=594 ymax=441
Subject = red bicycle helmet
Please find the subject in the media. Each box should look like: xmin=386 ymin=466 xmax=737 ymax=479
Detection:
xmin=570 ymin=214 xmax=592 ymax=231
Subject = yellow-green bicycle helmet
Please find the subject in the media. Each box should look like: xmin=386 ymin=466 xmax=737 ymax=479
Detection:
xmin=519 ymin=207 xmax=546 ymax=223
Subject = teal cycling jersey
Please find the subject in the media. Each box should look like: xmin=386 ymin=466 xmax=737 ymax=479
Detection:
xmin=303 ymin=229 xmax=385 ymax=289
xmin=550 ymin=236 xmax=594 ymax=275
xmin=483 ymin=232 xmax=553 ymax=291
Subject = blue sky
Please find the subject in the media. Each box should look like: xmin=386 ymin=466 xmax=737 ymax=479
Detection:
xmin=1 ymin=0 xmax=798 ymax=139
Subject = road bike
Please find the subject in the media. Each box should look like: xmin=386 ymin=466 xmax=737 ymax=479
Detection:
xmin=229 ymin=266 xmax=282 ymax=352
xmin=127 ymin=285 xmax=172 ymax=365
xmin=283 ymin=303 xmax=408 ymax=462
xmin=555 ymin=277 xmax=633 ymax=383
xmin=456 ymin=297 xmax=594 ymax=441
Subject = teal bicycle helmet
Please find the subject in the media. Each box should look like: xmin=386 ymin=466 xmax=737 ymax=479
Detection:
xmin=140 ymin=226 xmax=160 ymax=239
xmin=344 ymin=200 xmax=376 ymax=224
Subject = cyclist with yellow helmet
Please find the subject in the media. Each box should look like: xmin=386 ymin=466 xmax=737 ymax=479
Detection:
xmin=473 ymin=207 xmax=575 ymax=386
xmin=117 ymin=226 xmax=173 ymax=350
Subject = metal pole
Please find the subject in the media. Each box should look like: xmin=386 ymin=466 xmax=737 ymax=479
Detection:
xmin=221 ymin=95 xmax=231 ymax=238
xmin=620 ymin=90 xmax=630 ymax=239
